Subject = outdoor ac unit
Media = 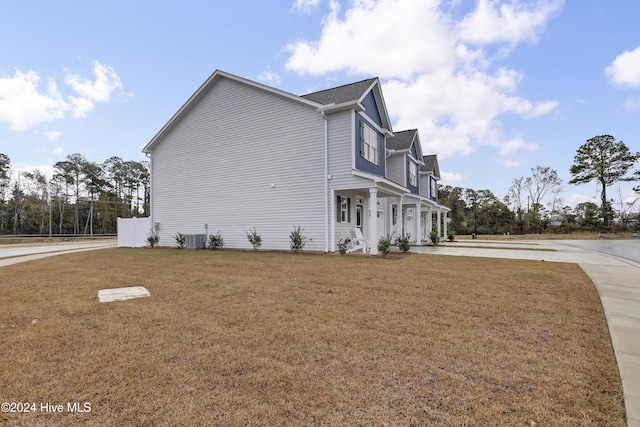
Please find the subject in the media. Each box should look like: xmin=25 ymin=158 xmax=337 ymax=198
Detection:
xmin=185 ymin=234 xmax=207 ymax=249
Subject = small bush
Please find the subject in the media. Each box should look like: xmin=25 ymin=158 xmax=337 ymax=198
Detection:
xmin=395 ymin=233 xmax=411 ymax=253
xmin=377 ymin=233 xmax=394 ymax=257
xmin=447 ymin=230 xmax=455 ymax=242
xmin=429 ymin=230 xmax=440 ymax=245
xmin=208 ymin=232 xmax=224 ymax=250
xmin=246 ymin=227 xmax=262 ymax=250
xmin=146 ymin=233 xmax=159 ymax=248
xmin=289 ymin=226 xmax=307 ymax=252
xmin=174 ymin=232 xmax=186 ymax=249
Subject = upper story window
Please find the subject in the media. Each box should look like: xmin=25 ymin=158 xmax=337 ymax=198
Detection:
xmin=430 ymin=176 xmax=438 ymax=200
xmin=409 ymin=161 xmax=417 ymax=186
xmin=360 ymin=123 xmax=379 ymax=165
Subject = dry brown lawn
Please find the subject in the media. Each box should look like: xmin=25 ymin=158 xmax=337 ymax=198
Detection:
xmin=0 ymin=248 xmax=625 ymax=426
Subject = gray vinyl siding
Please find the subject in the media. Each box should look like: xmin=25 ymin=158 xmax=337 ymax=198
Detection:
xmin=151 ymin=77 xmax=326 ymax=250
xmin=325 ymin=112 xmax=353 ymax=189
xmin=326 ymin=111 xmax=375 ymax=191
xmin=419 ymin=174 xmax=430 ymax=199
xmin=386 ymin=154 xmax=405 ymax=187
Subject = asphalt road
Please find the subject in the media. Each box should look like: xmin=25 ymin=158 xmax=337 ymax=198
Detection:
xmin=552 ymin=239 xmax=640 ymax=265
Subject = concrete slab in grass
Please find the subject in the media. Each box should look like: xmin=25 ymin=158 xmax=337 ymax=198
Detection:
xmin=98 ymin=286 xmax=150 ymax=303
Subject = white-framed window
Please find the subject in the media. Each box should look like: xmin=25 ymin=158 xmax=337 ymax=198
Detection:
xmin=409 ymin=161 xmax=417 ymax=186
xmin=337 ymin=196 xmax=351 ymax=223
xmin=360 ymin=122 xmax=379 ymax=165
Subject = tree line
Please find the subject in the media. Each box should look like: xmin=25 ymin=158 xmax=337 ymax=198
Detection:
xmin=0 ymin=134 xmax=637 ymax=237
xmin=440 ymin=135 xmax=640 ymax=235
xmin=0 ymin=153 xmax=149 ymax=236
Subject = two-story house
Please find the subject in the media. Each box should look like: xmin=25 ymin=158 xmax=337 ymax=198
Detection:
xmin=384 ymin=131 xmax=448 ymax=244
xmin=142 ymin=70 xmax=449 ymax=253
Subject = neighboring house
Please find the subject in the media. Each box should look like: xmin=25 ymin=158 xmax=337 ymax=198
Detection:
xmin=385 ymin=131 xmax=449 ymax=243
xmin=142 ymin=70 xmax=449 ymax=253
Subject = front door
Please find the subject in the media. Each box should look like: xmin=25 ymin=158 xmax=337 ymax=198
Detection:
xmin=405 ymin=208 xmax=415 ymax=240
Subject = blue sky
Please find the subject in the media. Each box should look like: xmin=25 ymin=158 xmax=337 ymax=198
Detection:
xmin=1 ymin=0 xmax=639 ymax=213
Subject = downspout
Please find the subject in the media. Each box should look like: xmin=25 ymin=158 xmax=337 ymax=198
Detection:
xmin=145 ymin=152 xmax=153 ymax=235
xmin=321 ymin=110 xmax=329 ymax=253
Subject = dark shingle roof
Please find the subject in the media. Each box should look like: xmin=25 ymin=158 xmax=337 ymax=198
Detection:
xmin=421 ymin=154 xmax=440 ymax=178
xmin=301 ymin=78 xmax=377 ymax=105
xmin=387 ymin=129 xmax=417 ymax=151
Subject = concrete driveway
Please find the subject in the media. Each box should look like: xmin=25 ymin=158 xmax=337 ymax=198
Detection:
xmin=414 ymin=239 xmax=640 ymax=427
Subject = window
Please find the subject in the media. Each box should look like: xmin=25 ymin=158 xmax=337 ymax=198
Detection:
xmin=409 ymin=161 xmax=417 ymax=186
xmin=337 ymin=196 xmax=351 ymax=223
xmin=360 ymin=122 xmax=379 ymax=165
xmin=430 ymin=177 xmax=437 ymax=199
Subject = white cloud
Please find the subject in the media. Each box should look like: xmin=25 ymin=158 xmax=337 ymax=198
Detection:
xmin=64 ymin=61 xmax=124 ymax=118
xmin=45 ymin=130 xmax=61 ymax=141
xmin=565 ymin=193 xmax=597 ymax=208
xmin=257 ymin=66 xmax=282 ymax=85
xmin=12 ymin=163 xmax=56 ymax=181
xmin=497 ymin=138 xmax=537 ymax=157
xmin=0 ymin=60 xmax=125 ymax=131
xmin=285 ymin=0 xmax=456 ymax=79
xmin=457 ymin=0 xmax=564 ymax=46
xmin=606 ymin=46 xmax=640 ymax=87
xmin=284 ymin=0 xmax=561 ymax=161
xmin=441 ymin=171 xmax=464 ymax=185
xmin=292 ymin=0 xmax=321 ymax=14
xmin=0 ymin=70 xmax=68 ymax=130
xmin=53 ymin=147 xmax=65 ymax=155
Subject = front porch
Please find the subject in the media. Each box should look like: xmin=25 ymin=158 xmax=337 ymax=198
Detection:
xmin=332 ymin=186 xmax=450 ymax=254
xmin=332 ymin=178 xmax=408 ymax=254
xmin=388 ymin=197 xmax=450 ymax=245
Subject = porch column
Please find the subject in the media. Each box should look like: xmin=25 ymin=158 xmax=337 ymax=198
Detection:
xmin=396 ymin=196 xmax=403 ymax=236
xmin=437 ymin=209 xmax=442 ymax=236
xmin=369 ymin=188 xmax=378 ymax=255
xmin=415 ymin=204 xmax=422 ymax=244
xmin=426 ymin=207 xmax=433 ymax=235
xmin=443 ymin=212 xmax=448 ymax=239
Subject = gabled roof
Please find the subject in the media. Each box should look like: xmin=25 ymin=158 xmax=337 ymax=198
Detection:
xmin=387 ymin=129 xmax=417 ymax=151
xmin=301 ymin=77 xmax=393 ymax=132
xmin=301 ymin=78 xmax=377 ymax=105
xmin=387 ymin=129 xmax=424 ymax=164
xmin=142 ymin=70 xmax=394 ymax=154
xmin=421 ymin=154 xmax=441 ymax=179
xmin=142 ymin=70 xmax=322 ymax=154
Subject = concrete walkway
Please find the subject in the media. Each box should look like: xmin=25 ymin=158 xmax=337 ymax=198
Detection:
xmin=414 ymin=240 xmax=640 ymax=427
xmin=0 ymin=241 xmax=117 ymax=267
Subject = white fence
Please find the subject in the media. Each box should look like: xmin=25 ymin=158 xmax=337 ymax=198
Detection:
xmin=117 ymin=217 xmax=152 ymax=248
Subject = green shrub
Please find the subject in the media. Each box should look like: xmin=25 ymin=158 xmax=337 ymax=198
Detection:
xmin=289 ymin=226 xmax=307 ymax=252
xmin=174 ymin=232 xmax=186 ymax=249
xmin=146 ymin=233 xmax=159 ymax=248
xmin=377 ymin=233 xmax=394 ymax=257
xmin=246 ymin=227 xmax=262 ymax=250
xmin=208 ymin=232 xmax=224 ymax=250
xmin=447 ymin=230 xmax=455 ymax=242
xmin=395 ymin=233 xmax=411 ymax=253
xmin=429 ymin=230 xmax=440 ymax=245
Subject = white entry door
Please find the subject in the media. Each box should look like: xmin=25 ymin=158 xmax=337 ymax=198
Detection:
xmin=405 ymin=208 xmax=415 ymax=239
